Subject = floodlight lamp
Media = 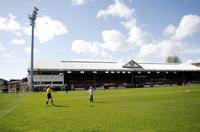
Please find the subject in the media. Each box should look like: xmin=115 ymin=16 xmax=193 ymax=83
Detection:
xmin=34 ymin=7 xmax=39 ymax=11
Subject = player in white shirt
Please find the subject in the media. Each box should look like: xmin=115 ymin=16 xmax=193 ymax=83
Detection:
xmin=89 ymin=86 xmax=94 ymax=103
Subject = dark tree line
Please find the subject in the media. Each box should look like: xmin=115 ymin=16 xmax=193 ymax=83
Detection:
xmin=166 ymin=55 xmax=182 ymax=64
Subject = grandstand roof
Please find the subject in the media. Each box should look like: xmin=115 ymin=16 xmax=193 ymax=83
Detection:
xmin=31 ymin=60 xmax=200 ymax=72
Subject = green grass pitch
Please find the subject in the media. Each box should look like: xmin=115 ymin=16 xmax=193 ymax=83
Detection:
xmin=0 ymin=86 xmax=200 ymax=132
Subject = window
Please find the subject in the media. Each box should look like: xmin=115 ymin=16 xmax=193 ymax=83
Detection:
xmin=33 ymin=81 xmax=40 ymax=84
xmin=41 ymin=81 xmax=51 ymax=85
xmin=53 ymin=81 xmax=63 ymax=84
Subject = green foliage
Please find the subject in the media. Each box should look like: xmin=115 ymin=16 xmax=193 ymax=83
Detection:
xmin=0 ymin=86 xmax=200 ymax=132
xmin=166 ymin=55 xmax=182 ymax=64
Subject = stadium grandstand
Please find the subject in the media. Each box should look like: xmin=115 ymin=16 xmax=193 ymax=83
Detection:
xmin=27 ymin=60 xmax=200 ymax=91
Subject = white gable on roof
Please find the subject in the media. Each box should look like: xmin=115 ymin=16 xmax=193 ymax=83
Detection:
xmin=123 ymin=60 xmax=142 ymax=68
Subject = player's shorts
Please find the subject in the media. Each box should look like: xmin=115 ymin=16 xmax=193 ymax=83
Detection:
xmin=47 ymin=93 xmax=52 ymax=99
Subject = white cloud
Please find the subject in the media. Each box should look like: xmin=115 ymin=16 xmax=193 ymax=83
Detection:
xmin=185 ymin=59 xmax=200 ymax=64
xmin=0 ymin=13 xmax=21 ymax=31
xmin=127 ymin=25 xmax=148 ymax=45
xmin=137 ymin=43 xmax=159 ymax=58
xmin=184 ymin=47 xmax=200 ymax=54
xmin=138 ymin=14 xmax=200 ymax=59
xmin=0 ymin=17 xmax=6 ymax=30
xmin=163 ymin=24 xmax=176 ymax=36
xmin=138 ymin=40 xmax=186 ymax=59
xmin=158 ymin=40 xmax=184 ymax=56
xmin=121 ymin=18 xmax=136 ymax=29
xmin=22 ymin=26 xmax=31 ymax=36
xmin=70 ymin=1 xmax=200 ymax=62
xmin=121 ymin=17 xmax=149 ymax=46
xmin=173 ymin=14 xmax=200 ymax=40
xmin=97 ymin=0 xmax=147 ymax=46
xmin=71 ymin=0 xmax=93 ymax=6
xmin=100 ymin=29 xmax=131 ymax=52
xmin=11 ymin=38 xmax=26 ymax=45
xmin=3 ymin=54 xmax=16 ymax=59
xmin=7 ymin=14 xmax=21 ymax=31
xmin=97 ymin=0 xmax=134 ymax=19
xmin=71 ymin=39 xmax=115 ymax=60
xmin=71 ymin=29 xmax=137 ymax=56
xmin=24 ymin=47 xmax=39 ymax=53
xmin=11 ymin=31 xmax=22 ymax=36
xmin=71 ymin=0 xmax=148 ymax=59
xmin=23 ymin=16 xmax=68 ymax=43
xmin=0 ymin=43 xmax=6 ymax=51
xmin=1 ymin=14 xmax=68 ymax=44
xmin=71 ymin=40 xmax=100 ymax=54
xmin=99 ymin=51 xmax=113 ymax=60
xmin=33 ymin=16 xmax=68 ymax=43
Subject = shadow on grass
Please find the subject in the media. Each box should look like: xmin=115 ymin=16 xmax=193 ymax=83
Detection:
xmin=94 ymin=101 xmax=109 ymax=104
xmin=53 ymin=104 xmax=70 ymax=108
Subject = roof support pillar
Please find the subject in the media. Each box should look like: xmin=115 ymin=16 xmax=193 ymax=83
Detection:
xmin=93 ymin=73 xmax=96 ymax=89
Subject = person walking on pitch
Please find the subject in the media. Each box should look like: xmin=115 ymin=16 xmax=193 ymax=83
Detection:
xmin=89 ymin=86 xmax=94 ymax=103
xmin=46 ymin=85 xmax=54 ymax=105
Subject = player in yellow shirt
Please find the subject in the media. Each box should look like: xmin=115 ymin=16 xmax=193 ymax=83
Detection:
xmin=46 ymin=85 xmax=54 ymax=105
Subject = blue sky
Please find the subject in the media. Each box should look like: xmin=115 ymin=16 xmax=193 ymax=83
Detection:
xmin=0 ymin=0 xmax=200 ymax=80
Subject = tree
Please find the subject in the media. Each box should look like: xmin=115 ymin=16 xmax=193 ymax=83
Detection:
xmin=166 ymin=55 xmax=182 ymax=64
xmin=22 ymin=77 xmax=28 ymax=82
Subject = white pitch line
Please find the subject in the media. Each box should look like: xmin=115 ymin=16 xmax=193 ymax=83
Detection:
xmin=0 ymin=93 xmax=31 ymax=118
